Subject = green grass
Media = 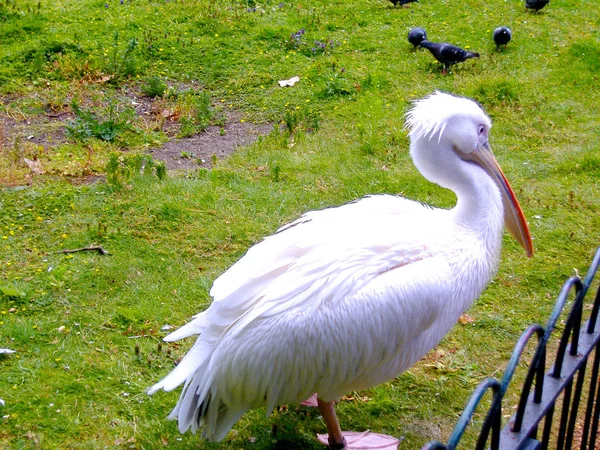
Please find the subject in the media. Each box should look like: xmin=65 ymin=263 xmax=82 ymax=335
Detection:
xmin=1 ymin=0 xmax=600 ymax=448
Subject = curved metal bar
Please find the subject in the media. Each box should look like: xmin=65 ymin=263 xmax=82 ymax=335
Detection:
xmin=568 ymin=289 xmax=583 ymax=356
xmin=499 ymin=324 xmax=546 ymax=397
xmin=421 ymin=441 xmax=448 ymax=450
xmin=550 ymin=246 xmax=600 ymax=377
xmin=581 ymin=246 xmax=600 ymax=289
xmin=445 ymin=378 xmax=500 ymax=449
xmin=580 ymin=347 xmax=600 ymax=450
xmin=544 ymin=276 xmax=582 ymax=340
xmin=578 ymin=246 xmax=599 ymax=333
xmin=588 ymin=283 xmax=600 ymax=334
xmin=508 ymin=325 xmax=546 ymax=432
xmin=552 ymin=278 xmax=583 ymax=378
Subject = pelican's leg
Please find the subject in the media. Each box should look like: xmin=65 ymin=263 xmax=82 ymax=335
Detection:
xmin=314 ymin=398 xmax=402 ymax=449
xmin=317 ymin=398 xmax=347 ymax=450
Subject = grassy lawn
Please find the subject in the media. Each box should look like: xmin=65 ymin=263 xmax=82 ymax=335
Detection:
xmin=1 ymin=0 xmax=599 ymax=448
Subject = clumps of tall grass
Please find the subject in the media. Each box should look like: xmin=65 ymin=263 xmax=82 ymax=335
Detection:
xmin=105 ymin=152 xmax=166 ymax=190
xmin=176 ymin=90 xmax=224 ymax=138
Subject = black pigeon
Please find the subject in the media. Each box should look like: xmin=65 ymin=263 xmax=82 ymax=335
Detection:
xmin=419 ymin=40 xmax=480 ymax=74
xmin=408 ymin=27 xmax=427 ymax=48
xmin=389 ymin=0 xmax=418 ymax=6
xmin=525 ymin=0 xmax=549 ymax=11
xmin=493 ymin=26 xmax=512 ymax=51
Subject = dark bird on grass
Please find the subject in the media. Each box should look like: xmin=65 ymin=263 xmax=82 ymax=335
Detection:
xmin=408 ymin=27 xmax=427 ymax=48
xmin=493 ymin=26 xmax=512 ymax=51
xmin=419 ymin=40 xmax=480 ymax=74
xmin=389 ymin=0 xmax=418 ymax=7
xmin=526 ymin=0 xmax=549 ymax=11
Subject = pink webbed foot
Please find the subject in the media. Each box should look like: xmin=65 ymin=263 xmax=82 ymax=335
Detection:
xmin=317 ymin=431 xmax=402 ymax=449
xmin=301 ymin=393 xmax=319 ymax=407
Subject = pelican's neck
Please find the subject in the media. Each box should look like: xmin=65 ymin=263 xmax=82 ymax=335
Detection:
xmin=451 ymin=162 xmax=503 ymax=237
xmin=411 ymin=138 xmax=504 ymax=252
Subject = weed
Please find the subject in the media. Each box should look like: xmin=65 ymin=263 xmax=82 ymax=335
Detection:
xmin=319 ymin=73 xmax=353 ymax=99
xmin=155 ymin=161 xmax=166 ymax=180
xmin=194 ymin=91 xmax=213 ymax=129
xmin=271 ymin=163 xmax=281 ymax=182
xmin=309 ymin=39 xmax=336 ymax=55
xmin=176 ymin=91 xmax=216 ymax=138
xmin=284 ymin=28 xmax=336 ymax=56
xmin=141 ymin=76 xmax=167 ymax=98
xmin=284 ymin=109 xmax=298 ymax=134
xmin=105 ymin=152 xmax=166 ymax=190
xmin=65 ymin=101 xmax=133 ymax=143
xmin=178 ymin=116 xmax=196 ymax=138
xmin=180 ymin=151 xmax=195 ymax=159
xmin=104 ymin=32 xmax=140 ymax=82
xmin=360 ymin=73 xmax=374 ymax=91
xmin=285 ymin=28 xmax=306 ymax=50
xmin=282 ymin=107 xmax=321 ymax=135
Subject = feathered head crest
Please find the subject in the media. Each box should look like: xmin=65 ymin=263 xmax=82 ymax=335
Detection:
xmin=405 ymin=91 xmax=490 ymax=142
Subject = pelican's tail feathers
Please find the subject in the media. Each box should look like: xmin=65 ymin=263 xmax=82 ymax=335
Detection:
xmin=147 ymin=340 xmax=213 ymax=394
xmin=170 ymin=373 xmax=247 ymax=441
xmin=172 ymin=371 xmax=215 ymax=434
xmin=163 ymin=312 xmax=209 ymax=342
xmin=201 ymin=397 xmax=246 ymax=441
xmin=148 ymin=339 xmax=246 ymax=441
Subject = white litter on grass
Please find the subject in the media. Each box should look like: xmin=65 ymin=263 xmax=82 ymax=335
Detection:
xmin=0 ymin=399 xmax=4 ymax=407
xmin=161 ymin=324 xmax=173 ymax=331
xmin=278 ymin=76 xmax=300 ymax=87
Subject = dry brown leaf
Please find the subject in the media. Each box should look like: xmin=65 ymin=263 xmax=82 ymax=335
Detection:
xmin=23 ymin=157 xmax=45 ymax=175
xmin=458 ymin=313 xmax=475 ymax=324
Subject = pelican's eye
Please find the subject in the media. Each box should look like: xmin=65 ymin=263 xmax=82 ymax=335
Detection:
xmin=478 ymin=125 xmax=486 ymax=135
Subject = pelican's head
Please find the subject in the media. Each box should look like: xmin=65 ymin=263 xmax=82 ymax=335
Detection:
xmin=405 ymin=91 xmax=533 ymax=257
xmin=405 ymin=91 xmax=490 ymax=147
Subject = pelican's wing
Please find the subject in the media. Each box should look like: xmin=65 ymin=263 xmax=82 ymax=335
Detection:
xmin=165 ymin=195 xmax=447 ymax=343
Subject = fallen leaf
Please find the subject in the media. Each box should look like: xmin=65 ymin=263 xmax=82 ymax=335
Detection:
xmin=458 ymin=313 xmax=475 ymax=324
xmin=23 ymin=157 xmax=45 ymax=175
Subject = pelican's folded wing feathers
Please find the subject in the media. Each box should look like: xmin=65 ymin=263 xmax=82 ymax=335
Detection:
xmin=164 ymin=195 xmax=445 ymax=348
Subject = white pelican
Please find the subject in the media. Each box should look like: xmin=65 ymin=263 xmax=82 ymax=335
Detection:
xmin=149 ymin=91 xmax=533 ymax=449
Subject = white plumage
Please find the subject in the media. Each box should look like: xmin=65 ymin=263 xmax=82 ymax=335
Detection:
xmin=149 ymin=91 xmax=533 ymax=447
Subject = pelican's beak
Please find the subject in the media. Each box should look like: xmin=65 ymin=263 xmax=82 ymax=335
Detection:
xmin=467 ymin=142 xmax=534 ymax=257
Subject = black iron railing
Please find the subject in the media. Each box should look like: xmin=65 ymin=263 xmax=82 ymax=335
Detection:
xmin=422 ymin=247 xmax=600 ymax=450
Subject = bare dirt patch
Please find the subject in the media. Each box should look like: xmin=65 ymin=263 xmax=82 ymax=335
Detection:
xmin=0 ymin=109 xmax=71 ymax=149
xmin=147 ymin=117 xmax=275 ymax=170
xmin=1 ymin=87 xmax=276 ymax=184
